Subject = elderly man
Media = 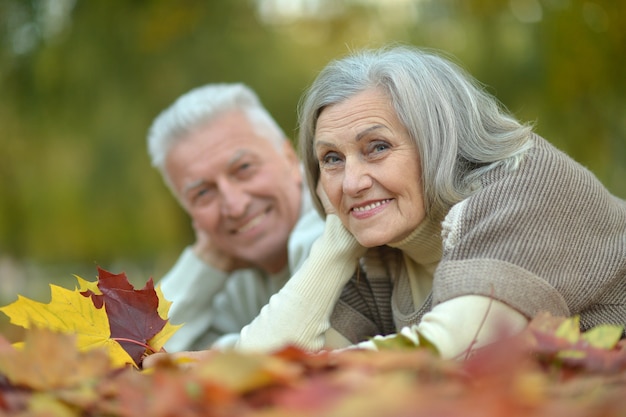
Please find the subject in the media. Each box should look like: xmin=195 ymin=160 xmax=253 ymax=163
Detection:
xmin=147 ymin=83 xmax=323 ymax=351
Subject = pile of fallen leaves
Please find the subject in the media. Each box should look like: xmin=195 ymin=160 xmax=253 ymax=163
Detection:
xmin=1 ymin=269 xmax=625 ymax=417
xmin=0 ymin=267 xmax=179 ymax=368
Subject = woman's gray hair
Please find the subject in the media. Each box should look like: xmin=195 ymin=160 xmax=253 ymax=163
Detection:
xmin=298 ymin=45 xmax=533 ymax=217
xmin=148 ymin=83 xmax=286 ymax=186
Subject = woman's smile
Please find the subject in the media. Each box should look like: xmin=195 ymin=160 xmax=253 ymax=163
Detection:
xmin=315 ymin=88 xmax=426 ymax=247
xmin=350 ymin=198 xmax=393 ymax=219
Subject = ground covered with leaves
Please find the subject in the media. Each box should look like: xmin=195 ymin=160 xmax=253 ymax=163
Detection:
xmin=1 ymin=269 xmax=625 ymax=417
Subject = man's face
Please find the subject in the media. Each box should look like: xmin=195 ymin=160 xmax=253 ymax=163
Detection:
xmin=165 ymin=110 xmax=302 ymax=273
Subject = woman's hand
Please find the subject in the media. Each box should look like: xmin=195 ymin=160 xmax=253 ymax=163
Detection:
xmin=316 ymin=181 xmax=336 ymax=215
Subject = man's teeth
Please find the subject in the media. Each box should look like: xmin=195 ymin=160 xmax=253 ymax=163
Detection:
xmin=352 ymin=199 xmax=391 ymax=212
xmin=237 ymin=212 xmax=266 ymax=233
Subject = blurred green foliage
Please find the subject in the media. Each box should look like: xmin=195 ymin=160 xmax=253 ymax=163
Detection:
xmin=0 ymin=0 xmax=624 ymax=279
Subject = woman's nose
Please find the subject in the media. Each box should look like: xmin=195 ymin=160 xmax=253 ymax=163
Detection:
xmin=342 ymin=158 xmax=373 ymax=197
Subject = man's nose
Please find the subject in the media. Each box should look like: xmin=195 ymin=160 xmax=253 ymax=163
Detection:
xmin=218 ymin=180 xmax=250 ymax=217
xmin=342 ymin=157 xmax=373 ymax=197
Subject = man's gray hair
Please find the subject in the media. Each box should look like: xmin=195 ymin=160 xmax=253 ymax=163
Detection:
xmin=148 ymin=83 xmax=286 ymax=184
xmin=298 ymin=45 xmax=533 ymax=217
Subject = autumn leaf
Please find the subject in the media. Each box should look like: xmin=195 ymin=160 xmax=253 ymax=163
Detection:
xmin=147 ymin=284 xmax=182 ymax=353
xmin=371 ymin=327 xmax=439 ymax=356
xmin=94 ymin=363 xmax=242 ymax=417
xmin=75 ymin=274 xmax=100 ymax=295
xmin=0 ymin=283 xmax=133 ymax=367
xmin=80 ymin=268 xmax=168 ymax=366
xmin=77 ymin=269 xmax=182 ymax=355
xmin=582 ymin=323 xmax=624 ymax=350
xmin=371 ymin=332 xmax=417 ymax=351
xmin=0 ymin=327 xmax=112 ymax=391
xmin=2 ymin=316 xmax=626 ymax=417
xmin=526 ymin=313 xmax=626 ymax=374
xmin=3 ymin=288 xmax=626 ymax=417
xmin=0 ymin=267 xmax=181 ymax=369
xmin=555 ymin=315 xmax=581 ymax=343
xmin=0 ymin=334 xmax=12 ymax=353
xmin=194 ymin=350 xmax=303 ymax=393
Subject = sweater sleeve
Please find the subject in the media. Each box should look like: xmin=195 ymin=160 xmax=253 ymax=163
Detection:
xmin=416 ymin=295 xmax=528 ymax=359
xmin=235 ymin=215 xmax=365 ymax=352
xmin=159 ymin=247 xmax=230 ymax=352
xmin=354 ymin=295 xmax=528 ymax=359
xmin=287 ymin=208 xmax=325 ymax=273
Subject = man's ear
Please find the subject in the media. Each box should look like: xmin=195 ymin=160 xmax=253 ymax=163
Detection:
xmin=282 ymin=140 xmax=302 ymax=182
xmin=281 ymin=140 xmax=298 ymax=161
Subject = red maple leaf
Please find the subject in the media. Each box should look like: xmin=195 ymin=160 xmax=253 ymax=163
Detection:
xmin=81 ymin=267 xmax=166 ymax=366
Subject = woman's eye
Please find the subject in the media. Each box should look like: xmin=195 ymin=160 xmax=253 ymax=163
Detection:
xmin=372 ymin=142 xmax=390 ymax=153
xmin=321 ymin=152 xmax=342 ymax=166
xmin=364 ymin=141 xmax=391 ymax=159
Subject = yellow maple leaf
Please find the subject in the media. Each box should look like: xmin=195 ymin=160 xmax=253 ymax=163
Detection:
xmin=148 ymin=284 xmax=183 ymax=353
xmin=75 ymin=274 xmax=101 ymax=294
xmin=0 ymin=283 xmax=133 ymax=367
xmin=155 ymin=284 xmax=173 ymax=320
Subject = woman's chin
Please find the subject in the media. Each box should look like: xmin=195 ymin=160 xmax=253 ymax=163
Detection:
xmin=355 ymin=233 xmax=393 ymax=248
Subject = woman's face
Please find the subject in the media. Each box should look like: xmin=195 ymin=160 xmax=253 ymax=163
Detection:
xmin=314 ymin=88 xmax=426 ymax=247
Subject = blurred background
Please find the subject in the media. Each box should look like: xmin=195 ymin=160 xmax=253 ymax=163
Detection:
xmin=1 ymin=0 xmax=624 ymax=314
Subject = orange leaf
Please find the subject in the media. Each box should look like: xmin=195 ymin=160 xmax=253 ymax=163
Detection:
xmin=0 ymin=328 xmax=112 ymax=390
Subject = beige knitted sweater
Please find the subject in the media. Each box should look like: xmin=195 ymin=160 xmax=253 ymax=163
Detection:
xmin=236 ymin=134 xmax=626 ymax=355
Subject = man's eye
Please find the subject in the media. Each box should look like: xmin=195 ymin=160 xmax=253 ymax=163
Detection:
xmin=191 ymin=188 xmax=216 ymax=205
xmin=235 ymin=161 xmax=256 ymax=178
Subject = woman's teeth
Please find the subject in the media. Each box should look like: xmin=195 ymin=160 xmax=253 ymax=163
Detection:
xmin=352 ymin=199 xmax=391 ymax=212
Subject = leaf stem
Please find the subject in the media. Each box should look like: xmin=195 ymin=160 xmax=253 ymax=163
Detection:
xmin=112 ymin=337 xmax=157 ymax=354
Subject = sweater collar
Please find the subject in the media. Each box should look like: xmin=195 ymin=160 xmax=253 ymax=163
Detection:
xmin=387 ymin=214 xmax=443 ymax=265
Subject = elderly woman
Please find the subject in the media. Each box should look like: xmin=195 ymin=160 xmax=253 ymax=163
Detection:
xmin=143 ymin=46 xmax=624 ymax=368
xmin=229 ymin=45 xmax=626 ymax=359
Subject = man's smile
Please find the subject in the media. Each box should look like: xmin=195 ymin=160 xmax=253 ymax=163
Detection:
xmin=234 ymin=209 xmax=270 ymax=234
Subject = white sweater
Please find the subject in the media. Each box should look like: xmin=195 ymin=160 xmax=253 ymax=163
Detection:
xmin=159 ymin=191 xmax=324 ymax=352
